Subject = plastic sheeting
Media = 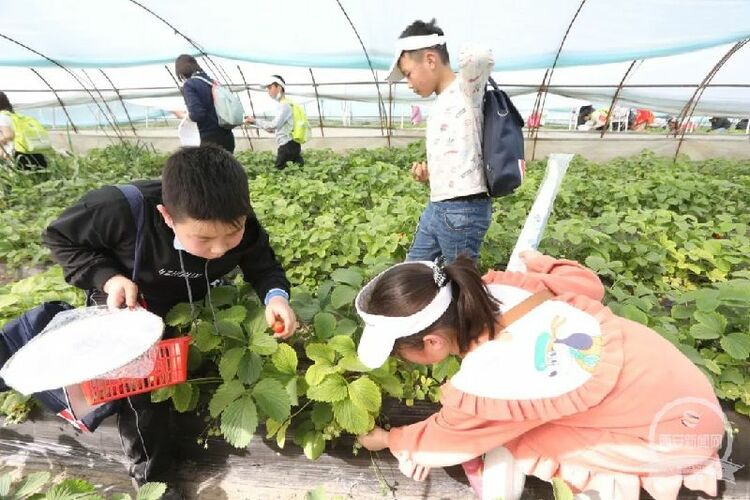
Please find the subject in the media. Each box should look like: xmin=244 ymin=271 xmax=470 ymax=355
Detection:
xmin=1 ymin=0 xmax=749 ymax=70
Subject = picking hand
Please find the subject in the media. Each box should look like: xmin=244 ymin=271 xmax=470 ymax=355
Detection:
xmin=244 ymin=116 xmax=255 ymax=124
xmin=264 ymin=295 xmax=297 ymax=339
xmin=102 ymin=275 xmax=139 ymax=310
xmin=357 ymin=426 xmax=389 ymax=451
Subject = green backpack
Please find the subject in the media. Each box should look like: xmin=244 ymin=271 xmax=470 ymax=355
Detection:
xmin=1 ymin=111 xmax=52 ymax=153
xmin=281 ymin=98 xmax=311 ymax=144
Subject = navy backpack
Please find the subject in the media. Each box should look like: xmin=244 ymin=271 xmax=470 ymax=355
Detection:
xmin=482 ymin=77 xmax=526 ymax=197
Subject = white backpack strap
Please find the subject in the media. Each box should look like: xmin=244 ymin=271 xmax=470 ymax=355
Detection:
xmin=191 ymin=75 xmax=214 ymax=86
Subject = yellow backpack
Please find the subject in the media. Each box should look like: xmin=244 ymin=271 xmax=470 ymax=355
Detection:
xmin=281 ymin=98 xmax=311 ymax=144
xmin=0 ymin=111 xmax=52 ymax=153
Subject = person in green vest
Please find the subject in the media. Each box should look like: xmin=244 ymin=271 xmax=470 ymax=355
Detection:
xmin=0 ymin=91 xmax=49 ymax=169
xmin=245 ymin=75 xmax=307 ymax=170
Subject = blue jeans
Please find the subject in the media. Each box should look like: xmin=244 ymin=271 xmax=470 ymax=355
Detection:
xmin=406 ymin=198 xmax=492 ymax=263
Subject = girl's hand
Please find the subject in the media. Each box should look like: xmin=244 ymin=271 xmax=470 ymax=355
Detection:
xmin=397 ymin=456 xmax=431 ymax=481
xmin=357 ymin=426 xmax=389 ymax=451
xmin=519 ymin=249 xmax=544 ymax=263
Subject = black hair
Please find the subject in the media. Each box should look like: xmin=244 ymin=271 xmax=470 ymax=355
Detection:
xmin=0 ymin=91 xmax=13 ymax=113
xmin=399 ymin=18 xmax=450 ymax=65
xmin=174 ymin=54 xmax=202 ymax=81
xmin=269 ymin=74 xmax=286 ymax=93
xmin=362 ymin=255 xmax=501 ymax=356
xmin=162 ymin=145 xmax=251 ymax=227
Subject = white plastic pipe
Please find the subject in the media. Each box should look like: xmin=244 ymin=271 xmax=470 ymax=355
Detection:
xmin=506 ymin=153 xmax=573 ymax=273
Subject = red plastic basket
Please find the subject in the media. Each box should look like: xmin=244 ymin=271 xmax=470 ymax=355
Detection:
xmin=81 ymin=336 xmax=191 ymax=405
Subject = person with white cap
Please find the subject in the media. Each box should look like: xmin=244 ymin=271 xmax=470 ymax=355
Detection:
xmin=354 ymin=251 xmax=723 ymax=500
xmin=387 ymin=19 xmax=494 ymax=263
xmin=245 ymin=75 xmax=304 ymax=170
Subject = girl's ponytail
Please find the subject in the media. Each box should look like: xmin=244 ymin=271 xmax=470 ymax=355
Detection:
xmin=444 ymin=255 xmax=501 ymax=354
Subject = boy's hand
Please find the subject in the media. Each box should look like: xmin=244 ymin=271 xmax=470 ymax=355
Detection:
xmin=411 ymin=161 xmax=429 ymax=183
xmin=102 ymin=275 xmax=139 ymax=310
xmin=357 ymin=426 xmax=389 ymax=451
xmin=244 ymin=116 xmax=255 ymax=124
xmin=265 ymin=296 xmax=297 ymax=339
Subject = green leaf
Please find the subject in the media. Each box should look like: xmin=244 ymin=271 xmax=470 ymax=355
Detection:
xmin=285 ymin=375 xmax=299 ymax=406
xmin=216 ymin=305 xmax=247 ymax=324
xmin=690 ymin=323 xmax=722 ymax=340
xmin=237 ymin=352 xmax=263 ymax=386
xmin=272 ymin=343 xmax=298 ymax=375
xmin=165 ymin=302 xmax=194 ymax=326
xmin=551 ymin=477 xmax=575 ymax=500
xmin=290 ymin=290 xmax=320 ymax=322
xmin=243 ymin=308 xmax=270 ymax=337
xmin=172 ymin=383 xmax=195 ymax=413
xmin=331 ymin=267 xmax=364 ymax=288
xmin=691 ymin=311 xmax=727 ymax=339
xmin=348 ymin=376 xmax=381 ymax=413
xmin=209 ymin=380 xmax=247 ymax=418
xmin=720 ymin=333 xmax=750 ymax=360
xmin=302 ymin=430 xmax=326 ymax=460
xmin=217 ymin=319 xmax=245 ymax=341
xmin=305 ymin=343 xmax=336 ymax=364
xmin=678 ymin=344 xmax=705 ymax=366
xmin=694 ymin=289 xmax=721 ymax=312
xmin=313 ymin=312 xmax=337 ymax=339
xmin=12 ymin=471 xmax=50 ymax=498
xmin=311 ymin=402 xmax=333 ymax=429
xmin=333 ymin=398 xmax=371 ymax=434
xmin=307 ymin=374 xmax=349 ymax=403
xmin=671 ymin=303 xmax=694 ymax=320
xmin=250 ymin=329 xmax=279 ymax=356
xmin=720 ymin=367 xmax=745 ymax=385
xmin=335 ymin=318 xmax=358 ymax=336
xmin=221 ymin=395 xmax=258 ymax=448
xmin=336 ymin=354 xmax=370 ymax=372
xmin=305 ymin=362 xmax=337 ymax=385
xmin=305 ymin=486 xmax=327 ymax=500
xmin=44 ymin=478 xmax=97 ymax=499
xmin=192 ymin=321 xmax=221 ymax=352
xmin=136 ymin=483 xmax=168 ymax=500
xmin=432 ymin=356 xmax=460 ymax=383
xmin=207 ymin=286 xmax=238 ymax=307
xmin=150 ymin=386 xmax=175 ymax=403
xmin=704 ymin=358 xmax=722 ymax=375
xmin=252 ymin=378 xmax=291 ymax=421
xmin=328 ymin=335 xmax=356 ymax=356
xmin=369 ymin=372 xmax=403 ymax=398
xmin=584 ymin=255 xmax=607 ymax=271
xmin=620 ymin=304 xmax=648 ymax=325
xmin=330 ymin=284 xmax=358 ymax=309
xmin=187 ymin=344 xmax=204 ymax=372
xmin=219 ymin=347 xmax=246 ymax=381
xmin=266 ymin=417 xmax=291 ymax=448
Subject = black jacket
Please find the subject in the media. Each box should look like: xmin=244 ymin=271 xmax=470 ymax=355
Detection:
xmin=183 ymin=70 xmax=231 ymax=140
xmin=43 ymin=180 xmax=290 ymax=317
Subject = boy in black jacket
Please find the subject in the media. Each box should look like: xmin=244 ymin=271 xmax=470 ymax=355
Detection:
xmin=43 ymin=145 xmax=296 ymax=493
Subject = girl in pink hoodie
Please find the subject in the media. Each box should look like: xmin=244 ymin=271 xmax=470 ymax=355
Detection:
xmin=355 ymin=252 xmax=724 ymax=500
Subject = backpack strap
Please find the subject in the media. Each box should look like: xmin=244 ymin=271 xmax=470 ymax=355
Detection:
xmin=115 ymin=185 xmax=145 ymax=282
xmin=190 ymin=75 xmax=214 ymax=87
xmin=498 ymin=289 xmax=554 ymax=330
